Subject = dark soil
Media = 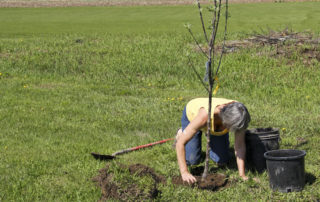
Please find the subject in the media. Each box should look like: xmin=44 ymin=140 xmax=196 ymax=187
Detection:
xmin=171 ymin=173 xmax=227 ymax=190
xmin=93 ymin=163 xmax=229 ymax=201
xmin=92 ymin=163 xmax=162 ymax=201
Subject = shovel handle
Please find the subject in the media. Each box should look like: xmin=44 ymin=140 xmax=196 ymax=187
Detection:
xmin=112 ymin=138 xmax=174 ymax=156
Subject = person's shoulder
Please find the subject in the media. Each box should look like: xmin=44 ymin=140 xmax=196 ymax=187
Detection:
xmin=188 ymin=97 xmax=207 ymax=103
xmin=188 ymin=97 xmax=237 ymax=104
xmin=216 ymin=97 xmax=237 ymax=102
xmin=190 ymin=97 xmax=207 ymax=100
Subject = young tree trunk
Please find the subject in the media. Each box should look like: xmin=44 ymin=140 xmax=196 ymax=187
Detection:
xmin=202 ymin=64 xmax=213 ymax=180
xmin=202 ymin=0 xmax=218 ymax=181
xmin=188 ymin=0 xmax=228 ymax=181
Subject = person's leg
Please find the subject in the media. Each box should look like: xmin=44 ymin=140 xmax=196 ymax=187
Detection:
xmin=209 ymin=133 xmax=230 ymax=164
xmin=181 ymin=106 xmax=202 ymax=165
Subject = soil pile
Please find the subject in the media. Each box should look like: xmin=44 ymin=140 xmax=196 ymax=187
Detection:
xmin=92 ymin=163 xmax=163 ymax=201
xmin=93 ymin=163 xmax=228 ymax=201
xmin=172 ymin=173 xmax=227 ymax=190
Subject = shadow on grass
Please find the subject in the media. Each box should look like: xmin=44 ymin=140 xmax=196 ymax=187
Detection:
xmin=305 ymin=172 xmax=316 ymax=185
xmin=189 ymin=148 xmax=239 ymax=176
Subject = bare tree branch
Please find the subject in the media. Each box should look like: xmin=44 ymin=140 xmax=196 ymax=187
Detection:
xmin=209 ymin=0 xmax=218 ymax=54
xmin=213 ymin=0 xmax=222 ymax=46
xmin=196 ymin=0 xmax=209 ymax=43
xmin=187 ymin=28 xmax=209 ymax=59
xmin=207 ymin=0 xmax=218 ymax=83
xmin=215 ymin=0 xmax=228 ymax=76
xmin=187 ymin=56 xmax=209 ymax=93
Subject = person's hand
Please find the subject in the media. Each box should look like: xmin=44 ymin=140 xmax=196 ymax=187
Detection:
xmin=181 ymin=171 xmax=197 ymax=184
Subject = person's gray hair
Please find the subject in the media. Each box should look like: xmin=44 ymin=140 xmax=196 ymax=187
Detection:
xmin=220 ymin=102 xmax=251 ymax=133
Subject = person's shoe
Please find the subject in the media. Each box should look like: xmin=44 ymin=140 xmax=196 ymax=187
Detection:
xmin=172 ymin=128 xmax=182 ymax=150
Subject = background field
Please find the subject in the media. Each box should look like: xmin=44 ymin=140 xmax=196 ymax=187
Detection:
xmin=1 ymin=0 xmax=319 ymax=7
xmin=0 ymin=1 xmax=320 ymax=201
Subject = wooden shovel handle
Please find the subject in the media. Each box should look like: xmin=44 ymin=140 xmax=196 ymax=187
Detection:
xmin=112 ymin=138 xmax=174 ymax=156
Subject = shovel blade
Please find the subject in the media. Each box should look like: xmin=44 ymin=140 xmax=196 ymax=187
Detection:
xmin=91 ymin=152 xmax=115 ymax=161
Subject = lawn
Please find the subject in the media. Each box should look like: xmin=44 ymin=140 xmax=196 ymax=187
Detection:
xmin=0 ymin=1 xmax=319 ymax=201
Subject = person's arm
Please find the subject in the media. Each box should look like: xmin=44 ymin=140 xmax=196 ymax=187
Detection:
xmin=176 ymin=108 xmax=207 ymax=184
xmin=234 ymin=130 xmax=248 ymax=180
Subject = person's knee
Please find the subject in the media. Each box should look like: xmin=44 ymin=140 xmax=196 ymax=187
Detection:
xmin=186 ymin=153 xmax=201 ymax=165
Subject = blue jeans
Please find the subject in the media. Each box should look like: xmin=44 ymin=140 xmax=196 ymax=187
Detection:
xmin=181 ymin=107 xmax=230 ymax=165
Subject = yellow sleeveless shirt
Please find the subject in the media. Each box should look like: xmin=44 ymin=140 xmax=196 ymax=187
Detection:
xmin=186 ymin=98 xmax=236 ymax=136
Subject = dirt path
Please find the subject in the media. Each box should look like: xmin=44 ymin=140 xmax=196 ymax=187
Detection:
xmin=0 ymin=0 xmax=316 ymax=7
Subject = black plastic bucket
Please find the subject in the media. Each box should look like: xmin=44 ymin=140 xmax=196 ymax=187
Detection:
xmin=245 ymin=128 xmax=280 ymax=172
xmin=264 ymin=149 xmax=306 ymax=193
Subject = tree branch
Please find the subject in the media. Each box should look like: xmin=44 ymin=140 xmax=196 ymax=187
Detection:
xmin=196 ymin=0 xmax=209 ymax=43
xmin=187 ymin=56 xmax=209 ymax=93
xmin=187 ymin=27 xmax=209 ymax=59
xmin=215 ymin=0 xmax=228 ymax=76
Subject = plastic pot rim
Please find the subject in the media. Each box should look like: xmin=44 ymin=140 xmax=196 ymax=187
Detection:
xmin=264 ymin=149 xmax=306 ymax=161
xmin=246 ymin=128 xmax=279 ymax=133
xmin=246 ymin=134 xmax=280 ymax=140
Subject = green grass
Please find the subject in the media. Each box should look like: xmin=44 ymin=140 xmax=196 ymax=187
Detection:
xmin=1 ymin=2 xmax=320 ymax=37
xmin=0 ymin=2 xmax=320 ymax=201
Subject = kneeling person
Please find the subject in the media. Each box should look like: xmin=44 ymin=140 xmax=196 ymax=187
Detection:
xmin=175 ymin=97 xmax=251 ymax=183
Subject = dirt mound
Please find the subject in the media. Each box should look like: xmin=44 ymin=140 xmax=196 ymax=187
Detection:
xmin=93 ymin=163 xmax=228 ymax=201
xmin=172 ymin=173 xmax=227 ymax=190
xmin=92 ymin=163 xmax=162 ymax=201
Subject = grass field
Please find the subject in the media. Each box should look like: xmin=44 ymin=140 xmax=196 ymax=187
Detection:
xmin=1 ymin=0 xmax=319 ymax=7
xmin=1 ymin=2 xmax=320 ymax=36
xmin=0 ymin=1 xmax=320 ymax=201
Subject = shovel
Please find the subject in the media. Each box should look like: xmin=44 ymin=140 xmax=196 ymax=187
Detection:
xmin=91 ymin=138 xmax=174 ymax=161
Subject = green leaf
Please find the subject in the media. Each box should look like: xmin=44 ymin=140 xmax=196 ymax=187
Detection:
xmin=184 ymin=23 xmax=192 ymax=29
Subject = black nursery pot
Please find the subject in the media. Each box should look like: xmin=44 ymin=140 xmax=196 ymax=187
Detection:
xmin=245 ymin=128 xmax=280 ymax=172
xmin=264 ymin=149 xmax=306 ymax=193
